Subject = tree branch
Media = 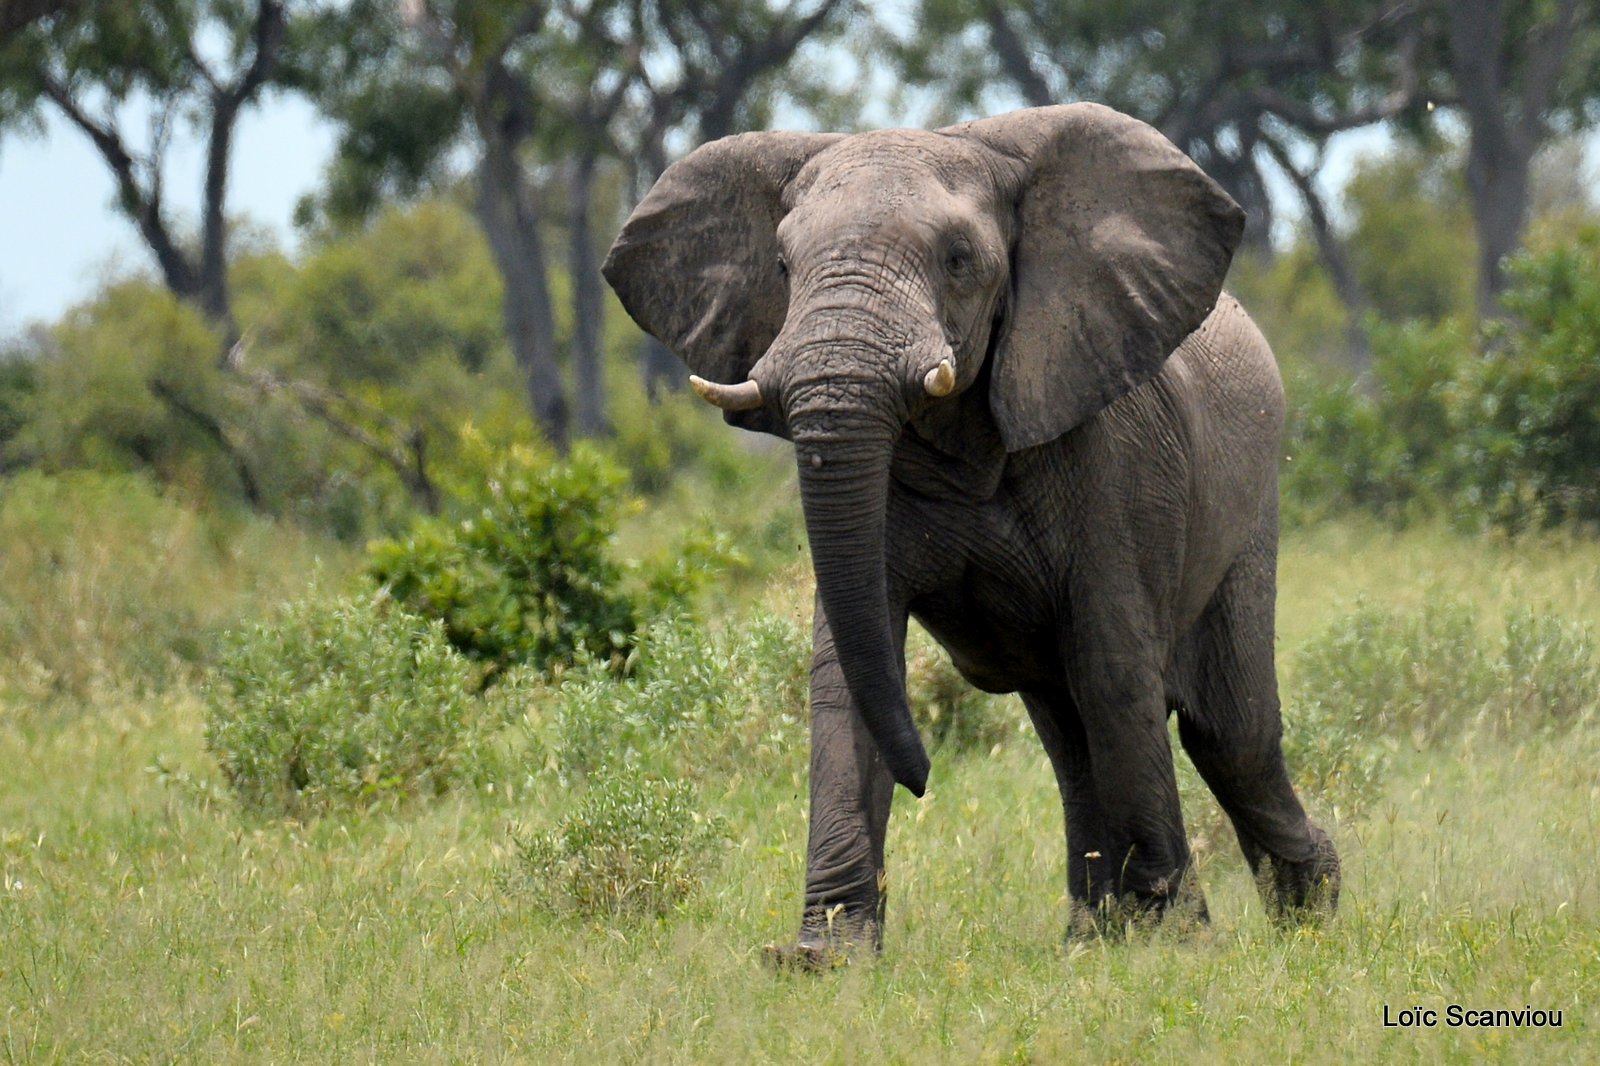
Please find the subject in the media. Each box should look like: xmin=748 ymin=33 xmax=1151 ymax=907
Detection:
xmin=200 ymin=0 xmax=286 ymax=336
xmin=234 ymin=358 xmax=440 ymax=514
xmin=147 ymin=378 xmax=263 ymax=507
xmin=980 ymin=0 xmax=1053 ymax=107
xmin=1518 ymin=0 xmax=1580 ymax=130
xmin=36 ymin=71 xmax=198 ymax=299
xmin=1260 ymin=131 xmax=1372 ymax=370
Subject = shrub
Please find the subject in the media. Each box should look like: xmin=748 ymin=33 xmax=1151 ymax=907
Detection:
xmin=1279 ymin=320 xmax=1470 ymax=527
xmin=513 ymin=775 xmax=729 ymax=920
xmin=205 ymin=592 xmax=488 ymax=815
xmin=370 ymin=442 xmax=640 ymax=673
xmin=1278 ymin=688 xmax=1392 ymax=824
xmin=1289 ymin=597 xmax=1494 ymax=746
xmin=1452 ymin=227 xmax=1600 ymax=533
xmin=1281 ymin=596 xmax=1600 ymax=819
xmin=905 ymin=627 xmax=1026 ymax=756
xmin=549 ymin=609 xmax=810 ymax=781
xmin=0 ymin=470 xmax=350 ymax=703
xmin=1491 ymin=608 xmax=1600 ymax=730
xmin=1278 ymin=227 xmax=1600 ymax=535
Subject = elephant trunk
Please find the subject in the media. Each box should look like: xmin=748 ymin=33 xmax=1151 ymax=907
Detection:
xmin=789 ymin=388 xmax=930 ymax=798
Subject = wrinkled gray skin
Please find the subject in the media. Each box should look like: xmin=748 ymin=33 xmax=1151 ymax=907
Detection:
xmin=603 ymin=104 xmax=1339 ymax=958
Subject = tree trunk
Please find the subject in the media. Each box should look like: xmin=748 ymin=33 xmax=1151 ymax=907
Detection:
xmin=632 ymin=125 xmax=686 ymax=400
xmin=475 ymin=130 xmax=570 ymax=451
xmin=1261 ymin=135 xmax=1372 ymax=372
xmin=1462 ymin=134 xmax=1533 ymax=322
xmin=1444 ymin=0 xmax=1580 ymax=321
xmin=568 ymin=153 xmax=611 ymax=438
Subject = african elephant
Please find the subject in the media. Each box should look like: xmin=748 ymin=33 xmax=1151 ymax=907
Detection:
xmin=602 ymin=103 xmax=1339 ymax=960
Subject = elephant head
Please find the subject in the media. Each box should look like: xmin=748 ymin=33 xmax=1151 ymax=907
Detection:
xmin=602 ymin=104 xmax=1245 ymax=797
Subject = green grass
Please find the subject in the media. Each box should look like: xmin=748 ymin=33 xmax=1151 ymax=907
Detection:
xmin=2 ymin=515 xmax=1598 ymax=1062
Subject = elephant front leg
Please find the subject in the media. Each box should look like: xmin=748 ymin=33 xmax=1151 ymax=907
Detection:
xmin=1066 ymin=661 xmax=1208 ymax=936
xmin=766 ymin=596 xmax=901 ymax=969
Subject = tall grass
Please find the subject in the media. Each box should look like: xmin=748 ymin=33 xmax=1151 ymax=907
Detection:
xmin=2 ymin=501 xmax=1598 ymax=1062
xmin=0 ymin=470 xmax=356 ymax=705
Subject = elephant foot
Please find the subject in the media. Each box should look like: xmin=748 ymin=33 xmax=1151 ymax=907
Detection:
xmin=764 ymin=891 xmax=885 ymax=972
xmin=1253 ymin=823 xmax=1340 ymax=924
xmin=1066 ymin=866 xmax=1210 ymax=941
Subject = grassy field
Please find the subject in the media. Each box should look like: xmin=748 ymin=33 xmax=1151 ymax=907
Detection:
xmin=3 ymin=515 xmax=1598 ymax=1063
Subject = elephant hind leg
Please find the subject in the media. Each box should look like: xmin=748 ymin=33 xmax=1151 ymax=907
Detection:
xmin=1023 ymin=689 xmax=1209 ymax=939
xmin=1175 ymin=550 xmax=1340 ymax=921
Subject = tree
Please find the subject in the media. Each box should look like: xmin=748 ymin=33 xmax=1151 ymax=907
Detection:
xmin=1433 ymin=0 xmax=1599 ymax=318
xmin=309 ymin=0 xmax=856 ymax=435
xmin=1341 ymin=143 xmax=1475 ymax=323
xmin=0 ymin=0 xmax=80 ymax=40
xmin=0 ymin=1 xmax=322 ymax=503
xmin=0 ymin=1 xmax=306 ymax=348
xmin=309 ymin=0 xmax=647 ymax=448
xmin=901 ymin=2 xmax=1429 ymax=246
xmin=901 ymin=1 xmax=1600 ymax=327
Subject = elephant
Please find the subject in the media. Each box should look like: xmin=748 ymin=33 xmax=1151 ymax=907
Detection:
xmin=602 ymin=103 xmax=1339 ymax=962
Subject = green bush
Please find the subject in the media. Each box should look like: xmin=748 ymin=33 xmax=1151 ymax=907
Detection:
xmin=1278 ymin=227 xmax=1600 ymax=535
xmin=0 ymin=353 xmax=35 ymax=463
xmin=1452 ymin=227 xmax=1600 ymax=532
xmin=370 ymin=442 xmax=641 ymax=673
xmin=905 ymin=626 xmax=1026 ymax=756
xmin=0 ymin=470 xmax=351 ymax=703
xmin=1281 ymin=596 xmax=1600 ymax=819
xmin=1491 ymin=607 xmax=1600 ymax=730
xmin=549 ymin=609 xmax=810 ymax=781
xmin=1280 ymin=320 xmax=1471 ymax=526
xmin=1290 ymin=597 xmax=1494 ymax=746
xmin=513 ymin=775 xmax=729 ymax=920
xmin=1278 ymin=687 xmax=1394 ymax=824
xmin=205 ymin=592 xmax=489 ymax=815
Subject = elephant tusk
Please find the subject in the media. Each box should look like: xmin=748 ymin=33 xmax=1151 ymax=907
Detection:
xmin=923 ymin=358 xmax=956 ymax=398
xmin=688 ymin=375 xmax=764 ymax=411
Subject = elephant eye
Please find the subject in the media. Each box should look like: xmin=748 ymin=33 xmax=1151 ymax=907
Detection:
xmin=944 ymin=240 xmax=973 ymax=277
xmin=776 ymin=255 xmax=789 ymax=279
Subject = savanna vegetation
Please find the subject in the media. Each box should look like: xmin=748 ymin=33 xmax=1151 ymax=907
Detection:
xmin=3 ymin=1 xmax=1600 ymax=1062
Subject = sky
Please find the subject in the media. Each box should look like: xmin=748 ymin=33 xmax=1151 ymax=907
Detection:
xmin=0 ymin=93 xmax=337 ymax=335
xmin=6 ymin=0 xmax=1599 ymax=343
xmin=0 ymin=88 xmax=1408 ymax=340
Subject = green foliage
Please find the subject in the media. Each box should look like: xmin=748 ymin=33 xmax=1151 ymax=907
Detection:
xmin=370 ymin=441 xmax=640 ymax=673
xmin=905 ymin=626 xmax=1025 ymax=756
xmin=1227 ymin=245 xmax=1352 ymax=367
xmin=1290 ymin=597 xmax=1494 ymax=746
xmin=205 ymin=592 xmax=488 ymax=816
xmin=266 ymin=200 xmax=506 ymax=383
xmin=1280 ymin=318 xmax=1470 ymax=525
xmin=1283 ymin=595 xmax=1599 ymax=818
xmin=1280 ymin=368 xmax=1412 ymax=525
xmin=17 ymin=281 xmax=235 ymax=489
xmin=548 ymin=609 xmax=810 ymax=782
xmin=1281 ymin=226 xmax=1600 ymax=534
xmin=606 ymin=388 xmax=748 ymax=498
xmin=1342 ymin=145 xmax=1476 ymax=323
xmin=0 ymin=348 xmax=35 ymax=459
xmin=0 ymin=470 xmax=352 ymax=703
xmin=512 ymin=775 xmax=729 ymax=920
xmin=1454 ymin=226 xmax=1600 ymax=531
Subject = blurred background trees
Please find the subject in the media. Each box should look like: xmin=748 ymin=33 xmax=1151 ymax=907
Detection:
xmin=1 ymin=0 xmax=1599 ymax=542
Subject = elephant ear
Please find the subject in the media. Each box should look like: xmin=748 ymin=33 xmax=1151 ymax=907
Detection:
xmin=602 ymin=131 xmax=845 ymax=432
xmin=944 ymin=104 xmax=1245 ymax=452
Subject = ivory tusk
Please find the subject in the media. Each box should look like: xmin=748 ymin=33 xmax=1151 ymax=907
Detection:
xmin=688 ymin=375 xmax=764 ymax=411
xmin=923 ymin=358 xmax=956 ymax=398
